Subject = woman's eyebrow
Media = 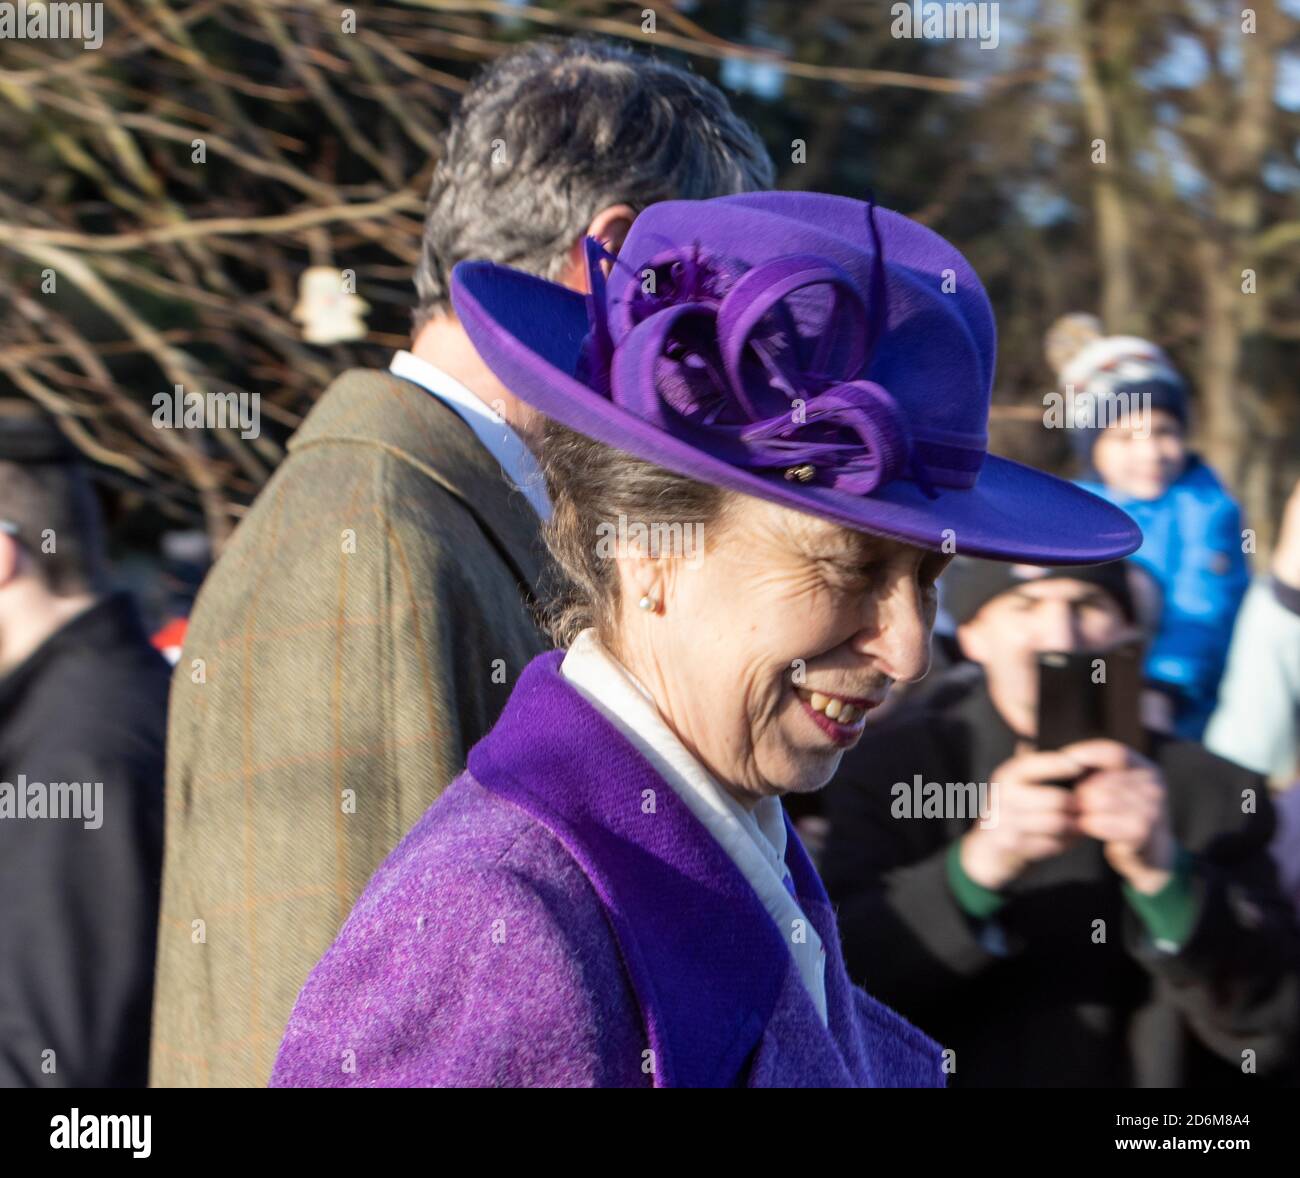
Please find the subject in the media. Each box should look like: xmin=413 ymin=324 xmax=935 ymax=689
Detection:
xmin=819 ymin=547 xmax=885 ymax=570
xmin=832 ymin=534 xmax=890 ymax=563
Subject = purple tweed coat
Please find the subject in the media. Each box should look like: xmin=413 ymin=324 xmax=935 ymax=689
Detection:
xmin=271 ymin=651 xmax=946 ymax=1087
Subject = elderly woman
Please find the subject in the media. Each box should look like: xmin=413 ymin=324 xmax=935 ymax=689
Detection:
xmin=270 ymin=192 xmax=1139 ymax=1088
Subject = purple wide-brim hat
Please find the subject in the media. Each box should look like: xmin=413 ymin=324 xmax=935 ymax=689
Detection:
xmin=451 ymin=191 xmax=1140 ymax=563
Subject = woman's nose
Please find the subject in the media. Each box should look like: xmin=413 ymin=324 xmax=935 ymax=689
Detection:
xmin=851 ymin=580 xmax=932 ymax=684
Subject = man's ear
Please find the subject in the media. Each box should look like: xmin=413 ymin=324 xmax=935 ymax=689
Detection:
xmin=559 ymin=203 xmax=637 ymax=293
xmin=0 ymin=532 xmax=20 ymax=588
xmin=585 ymin=202 xmax=635 ymax=260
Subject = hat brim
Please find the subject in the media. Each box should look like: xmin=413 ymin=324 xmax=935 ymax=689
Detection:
xmin=451 ymin=261 xmax=1141 ymax=565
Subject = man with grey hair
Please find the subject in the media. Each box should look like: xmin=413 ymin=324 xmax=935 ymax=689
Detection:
xmin=150 ymin=36 xmax=774 ymax=1087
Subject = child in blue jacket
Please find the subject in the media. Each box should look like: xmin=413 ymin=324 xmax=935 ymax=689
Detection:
xmin=1048 ymin=317 xmax=1250 ymax=739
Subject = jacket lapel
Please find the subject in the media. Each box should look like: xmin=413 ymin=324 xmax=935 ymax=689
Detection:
xmin=780 ymin=822 xmax=946 ymax=1086
xmin=469 ymin=651 xmax=794 ymax=1087
xmin=469 ymin=650 xmax=946 ymax=1088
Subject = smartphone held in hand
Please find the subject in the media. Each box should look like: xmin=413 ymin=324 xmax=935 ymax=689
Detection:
xmin=1035 ymin=641 xmax=1147 ymax=779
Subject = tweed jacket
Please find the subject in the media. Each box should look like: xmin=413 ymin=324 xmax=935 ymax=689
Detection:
xmin=271 ymin=650 xmax=947 ymax=1088
xmin=150 ymin=368 xmax=550 ymax=1087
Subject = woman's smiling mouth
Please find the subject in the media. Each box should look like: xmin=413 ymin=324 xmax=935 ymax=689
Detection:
xmin=794 ymin=685 xmax=881 ymax=746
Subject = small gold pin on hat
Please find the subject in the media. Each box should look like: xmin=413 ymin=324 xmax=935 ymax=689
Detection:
xmin=784 ymin=464 xmax=816 ymax=483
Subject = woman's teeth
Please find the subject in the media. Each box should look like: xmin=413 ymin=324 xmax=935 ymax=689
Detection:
xmin=804 ymin=689 xmax=861 ymax=725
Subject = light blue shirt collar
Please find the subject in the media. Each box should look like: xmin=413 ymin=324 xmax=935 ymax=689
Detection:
xmin=389 ymin=350 xmax=551 ymax=521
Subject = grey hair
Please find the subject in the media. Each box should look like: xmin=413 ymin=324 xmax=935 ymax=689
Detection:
xmin=537 ymin=420 xmax=732 ymax=650
xmin=412 ymin=36 xmax=775 ymax=331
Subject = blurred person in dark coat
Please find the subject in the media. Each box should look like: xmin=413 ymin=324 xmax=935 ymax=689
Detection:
xmin=822 ymin=556 xmax=1300 ymax=1087
xmin=0 ymin=403 xmax=169 ymax=1086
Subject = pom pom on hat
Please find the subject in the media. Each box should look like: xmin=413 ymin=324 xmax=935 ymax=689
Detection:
xmin=1044 ymin=313 xmax=1104 ymax=380
xmin=1043 ymin=315 xmax=1189 ymax=464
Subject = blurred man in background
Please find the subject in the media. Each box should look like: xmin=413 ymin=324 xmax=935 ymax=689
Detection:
xmin=822 ymin=557 xmax=1299 ymax=1087
xmin=0 ymin=402 xmax=169 ymax=1086
xmin=150 ymin=36 xmax=775 ymax=1087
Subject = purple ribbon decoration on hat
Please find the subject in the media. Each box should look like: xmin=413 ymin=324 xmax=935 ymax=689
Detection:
xmin=576 ymin=203 xmax=944 ymax=497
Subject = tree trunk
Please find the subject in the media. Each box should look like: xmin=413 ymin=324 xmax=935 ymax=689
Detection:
xmin=1195 ymin=1 xmax=1282 ymax=543
xmin=1066 ymin=0 xmax=1145 ymax=335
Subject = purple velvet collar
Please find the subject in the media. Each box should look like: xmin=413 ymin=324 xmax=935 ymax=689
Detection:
xmin=467 ymin=649 xmax=835 ymax=1087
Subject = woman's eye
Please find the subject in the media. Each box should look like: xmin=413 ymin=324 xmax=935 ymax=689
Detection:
xmin=821 ymin=561 xmax=877 ymax=589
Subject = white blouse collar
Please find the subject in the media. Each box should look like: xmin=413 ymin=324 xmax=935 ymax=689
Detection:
xmin=559 ymin=628 xmax=828 ymax=1025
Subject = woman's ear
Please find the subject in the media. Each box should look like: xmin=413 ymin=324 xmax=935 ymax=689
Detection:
xmin=612 ymin=536 xmax=677 ymax=620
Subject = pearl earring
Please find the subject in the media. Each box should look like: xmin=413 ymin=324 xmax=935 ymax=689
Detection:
xmin=637 ymin=594 xmax=657 ymax=612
